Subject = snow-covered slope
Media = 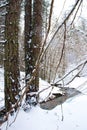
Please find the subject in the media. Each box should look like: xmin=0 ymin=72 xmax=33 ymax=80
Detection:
xmin=1 ymin=68 xmax=87 ymax=130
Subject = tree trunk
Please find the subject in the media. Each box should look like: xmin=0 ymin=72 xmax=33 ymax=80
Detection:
xmin=25 ymin=0 xmax=42 ymax=104
xmin=4 ymin=0 xmax=21 ymax=112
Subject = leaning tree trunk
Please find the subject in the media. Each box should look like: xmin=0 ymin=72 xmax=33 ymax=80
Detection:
xmin=4 ymin=0 xmax=21 ymax=112
xmin=25 ymin=0 xmax=42 ymax=104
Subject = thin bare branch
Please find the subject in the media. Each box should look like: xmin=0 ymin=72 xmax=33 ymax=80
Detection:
xmin=40 ymin=0 xmax=83 ymax=61
xmin=52 ymin=0 xmax=66 ymax=30
xmin=71 ymin=0 xmax=83 ymax=25
xmin=38 ymin=59 xmax=87 ymax=99
xmin=9 ymin=107 xmax=20 ymax=127
xmin=46 ymin=0 xmax=54 ymax=39
xmin=55 ymin=59 xmax=87 ymax=84
xmin=66 ymin=60 xmax=86 ymax=85
xmin=36 ymin=0 xmax=54 ymax=64
xmin=53 ymin=22 xmax=66 ymax=82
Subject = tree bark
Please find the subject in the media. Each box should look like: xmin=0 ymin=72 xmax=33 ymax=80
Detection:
xmin=25 ymin=0 xmax=42 ymax=104
xmin=4 ymin=0 xmax=21 ymax=112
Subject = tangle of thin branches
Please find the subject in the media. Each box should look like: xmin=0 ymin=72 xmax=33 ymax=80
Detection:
xmin=53 ymin=22 xmax=66 ymax=82
xmin=38 ymin=59 xmax=87 ymax=98
xmin=0 ymin=0 xmax=85 ymax=127
xmin=71 ymin=0 xmax=83 ymax=25
xmin=40 ymin=0 xmax=83 ymax=62
xmin=55 ymin=59 xmax=87 ymax=84
xmin=66 ymin=59 xmax=87 ymax=85
xmin=52 ymin=0 xmax=66 ymax=30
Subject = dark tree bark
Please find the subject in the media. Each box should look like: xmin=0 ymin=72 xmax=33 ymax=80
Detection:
xmin=4 ymin=0 xmax=21 ymax=112
xmin=0 ymin=0 xmax=6 ymax=66
xmin=31 ymin=0 xmax=42 ymax=91
xmin=25 ymin=0 xmax=42 ymax=104
xmin=25 ymin=0 xmax=32 ymax=83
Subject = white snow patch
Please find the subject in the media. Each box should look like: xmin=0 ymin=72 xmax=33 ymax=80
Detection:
xmin=1 ymin=69 xmax=87 ymax=130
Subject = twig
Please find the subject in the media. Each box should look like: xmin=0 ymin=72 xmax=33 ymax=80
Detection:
xmin=71 ymin=0 xmax=83 ymax=25
xmin=9 ymin=107 xmax=20 ymax=127
xmin=55 ymin=60 xmax=87 ymax=84
xmin=38 ymin=85 xmax=51 ymax=95
xmin=39 ymin=0 xmax=83 ymax=62
xmin=45 ymin=0 xmax=54 ymax=42
xmin=1 ymin=75 xmax=35 ymax=126
xmin=3 ymin=60 xmax=87 ymax=126
xmin=36 ymin=0 xmax=54 ymax=64
xmin=37 ymin=59 xmax=87 ymax=98
xmin=2 ymin=0 xmax=84 ymax=126
xmin=6 ymin=113 xmax=9 ymax=130
xmin=53 ymin=22 xmax=66 ymax=82
xmin=52 ymin=0 xmax=66 ymax=30
xmin=66 ymin=60 xmax=87 ymax=85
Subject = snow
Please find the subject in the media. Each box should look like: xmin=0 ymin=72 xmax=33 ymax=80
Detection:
xmin=0 ymin=40 xmax=7 ymax=44
xmin=58 ymin=95 xmax=87 ymax=130
xmin=1 ymin=68 xmax=87 ymax=130
xmin=0 ymin=1 xmax=8 ymax=8
xmin=0 ymin=68 xmax=4 ymax=108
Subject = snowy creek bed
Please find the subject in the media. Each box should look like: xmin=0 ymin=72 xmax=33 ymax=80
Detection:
xmin=40 ymin=87 xmax=81 ymax=110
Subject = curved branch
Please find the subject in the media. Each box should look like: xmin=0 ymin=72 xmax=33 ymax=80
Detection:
xmin=40 ymin=0 xmax=83 ymax=61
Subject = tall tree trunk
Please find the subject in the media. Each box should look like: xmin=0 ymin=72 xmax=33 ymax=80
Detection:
xmin=25 ymin=0 xmax=42 ymax=104
xmin=25 ymin=0 xmax=32 ymax=83
xmin=32 ymin=0 xmax=42 ymax=91
xmin=4 ymin=0 xmax=21 ymax=112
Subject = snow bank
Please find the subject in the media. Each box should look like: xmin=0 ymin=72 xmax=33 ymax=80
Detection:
xmin=1 ymin=69 xmax=87 ymax=130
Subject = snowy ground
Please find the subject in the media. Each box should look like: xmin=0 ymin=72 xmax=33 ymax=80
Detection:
xmin=0 ymin=68 xmax=87 ymax=130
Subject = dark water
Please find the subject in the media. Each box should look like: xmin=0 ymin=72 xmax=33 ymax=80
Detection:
xmin=40 ymin=87 xmax=81 ymax=110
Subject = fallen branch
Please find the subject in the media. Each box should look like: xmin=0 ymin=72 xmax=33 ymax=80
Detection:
xmin=66 ymin=60 xmax=86 ymax=85
xmin=55 ymin=59 xmax=87 ymax=84
xmin=38 ymin=59 xmax=87 ymax=97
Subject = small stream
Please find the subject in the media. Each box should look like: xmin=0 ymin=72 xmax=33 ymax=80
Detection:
xmin=40 ymin=87 xmax=81 ymax=110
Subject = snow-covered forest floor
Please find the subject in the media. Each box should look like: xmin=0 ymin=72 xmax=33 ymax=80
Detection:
xmin=0 ymin=67 xmax=87 ymax=130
